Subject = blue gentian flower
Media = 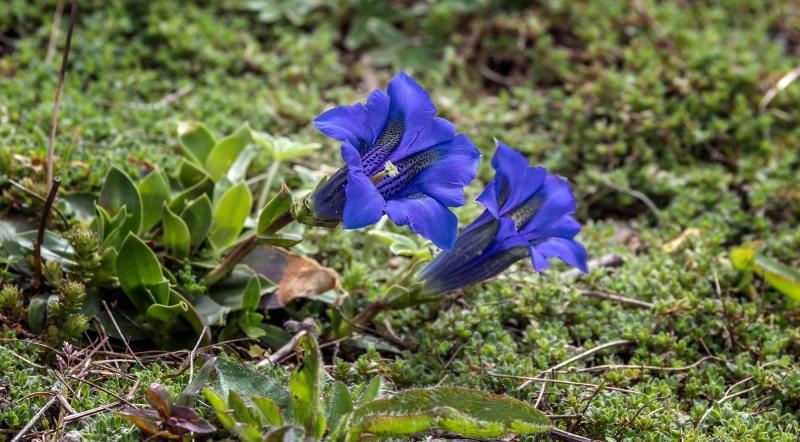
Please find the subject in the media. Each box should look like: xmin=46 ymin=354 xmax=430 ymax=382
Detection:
xmin=295 ymin=72 xmax=480 ymax=251
xmin=418 ymin=141 xmax=588 ymax=294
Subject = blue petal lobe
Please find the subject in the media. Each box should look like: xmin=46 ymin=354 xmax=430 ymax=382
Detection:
xmin=384 ymin=195 xmax=457 ymax=251
xmin=491 ymin=141 xmax=530 ymax=211
xmin=523 ymin=215 xmax=582 ymax=241
xmin=532 ymin=237 xmax=589 ymax=274
xmin=341 ymin=144 xmax=385 ymax=228
xmin=530 ymin=246 xmax=551 ymax=272
xmin=519 ymin=175 xmax=577 ymax=236
xmin=389 ymin=116 xmax=455 ymax=161
xmin=313 ymin=90 xmax=390 ymax=154
xmin=385 ymin=72 xmax=438 ymax=153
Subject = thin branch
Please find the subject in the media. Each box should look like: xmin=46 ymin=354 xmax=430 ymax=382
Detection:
xmin=488 ymin=373 xmax=640 ymax=395
xmin=578 ymin=289 xmax=654 ymax=309
xmin=95 ymin=84 xmax=193 ymax=111
xmin=101 ymin=301 xmax=142 ymax=365
xmin=47 ymin=0 xmax=79 ymax=194
xmin=560 ymin=253 xmax=624 ymax=281
xmin=10 ymin=396 xmax=58 ymax=442
xmin=547 ymin=428 xmax=598 ymax=442
xmin=559 ymin=355 xmax=725 ymax=374
xmin=45 ymin=0 xmax=66 ymax=64
xmin=7 ymin=179 xmax=70 ymax=226
xmin=256 ymin=330 xmax=306 ymax=367
xmin=65 ymin=374 xmax=134 ymax=406
xmin=760 ymin=63 xmax=800 ymax=111
xmin=599 ymin=174 xmax=659 ymax=217
xmin=188 ymin=326 xmax=207 ymax=382
xmin=32 ymin=177 xmax=62 ymax=289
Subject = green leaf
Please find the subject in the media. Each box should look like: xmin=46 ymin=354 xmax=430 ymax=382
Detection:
xmin=117 ymin=233 xmax=164 ymax=313
xmin=253 ymin=395 xmax=285 ymax=428
xmin=241 ymin=275 xmax=262 ymax=312
xmin=214 ymin=358 xmax=292 ymax=412
xmin=149 ymin=280 xmax=171 ymax=305
xmin=350 ymin=387 xmax=551 ymax=440
xmin=205 ymin=388 xmax=263 ymax=442
xmin=256 ymin=324 xmax=293 ymax=349
xmin=178 ymin=356 xmax=218 ymax=407
xmin=256 ymin=234 xmax=303 ymax=248
xmin=169 ymin=177 xmax=214 ymax=214
xmin=264 ymin=425 xmax=305 ymax=442
xmin=228 ymin=389 xmax=260 ymax=428
xmin=171 ymin=289 xmax=212 ymax=346
xmin=162 ymin=204 xmax=191 ymax=260
xmin=99 ymin=165 xmax=142 ymax=235
xmin=138 ymin=170 xmax=171 ymax=233
xmin=180 ymin=195 xmax=213 ymax=252
xmin=178 ymin=158 xmax=211 ymax=189
xmin=205 ymin=123 xmax=251 ymax=182
xmin=209 ymin=181 xmax=252 ymax=251
xmin=358 ymin=376 xmax=383 ymax=406
xmin=27 ymin=294 xmax=55 ymax=334
xmin=178 ymin=122 xmax=217 ymax=166
xmin=190 ymin=295 xmax=229 ymax=327
xmin=252 ymin=131 xmax=320 ymax=162
xmin=227 ymin=144 xmax=259 ymax=184
xmin=95 ymin=247 xmax=118 ymax=286
xmin=209 ymin=266 xmax=275 ymax=311
xmin=289 ymin=334 xmax=325 ymax=441
xmin=367 ymin=230 xmax=429 ymax=258
xmin=755 ymin=255 xmax=800 ymax=302
xmin=97 ymin=309 xmax=148 ymax=342
xmin=145 ymin=302 xmax=188 ymax=322
xmin=258 ymin=182 xmax=293 ymax=235
xmin=60 ymin=192 xmax=98 ymax=224
xmin=327 ymin=381 xmax=353 ymax=441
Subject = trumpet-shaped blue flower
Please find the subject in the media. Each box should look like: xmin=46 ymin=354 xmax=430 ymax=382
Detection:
xmin=418 ymin=141 xmax=588 ymax=294
xmin=299 ymin=72 xmax=480 ymax=251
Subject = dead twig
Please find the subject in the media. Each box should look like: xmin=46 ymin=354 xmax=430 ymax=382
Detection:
xmin=32 ymin=177 xmax=62 ymax=289
xmin=10 ymin=396 xmax=58 ymax=442
xmin=256 ymin=330 xmax=306 ymax=368
xmin=560 ymin=254 xmax=625 ymax=281
xmin=760 ymin=63 xmax=800 ymax=111
xmin=488 ymin=373 xmax=639 ymax=395
xmin=599 ymin=174 xmax=660 ymax=217
xmin=101 ymin=301 xmax=142 ymax=365
xmin=96 ymin=84 xmax=193 ymax=111
xmin=547 ymin=428 xmax=599 ymax=442
xmin=7 ymin=179 xmax=70 ymax=226
xmin=578 ymin=289 xmax=654 ymax=309
xmin=559 ymin=355 xmax=725 ymax=374
xmin=45 ymin=0 xmax=66 ymax=64
xmin=47 ymin=0 xmax=79 ymax=194
xmin=188 ymin=326 xmax=207 ymax=382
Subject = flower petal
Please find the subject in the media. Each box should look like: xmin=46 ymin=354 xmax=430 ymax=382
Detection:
xmin=312 ymin=90 xmax=390 ymax=155
xmin=523 ymin=215 xmax=582 ymax=241
xmin=389 ymin=116 xmax=455 ymax=161
xmin=530 ymin=246 xmax=552 ymax=272
xmin=341 ymin=144 xmax=385 ymax=228
xmin=519 ymin=175 xmax=577 ymax=237
xmin=385 ymin=72 xmax=438 ymax=153
xmin=384 ymin=194 xmax=458 ymax=251
xmin=532 ymin=237 xmax=589 ymax=273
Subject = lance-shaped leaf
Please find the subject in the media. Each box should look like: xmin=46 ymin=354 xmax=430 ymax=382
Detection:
xmin=209 ymin=181 xmax=252 ymax=251
xmin=144 ymin=383 xmax=174 ymax=420
xmin=99 ymin=165 xmax=142 ymax=235
xmin=253 ymin=396 xmax=284 ymax=428
xmin=348 ymin=387 xmax=551 ymax=441
xmin=180 ymin=195 xmax=213 ymax=252
xmin=253 ymin=131 xmax=320 ymax=162
xmin=162 ymin=204 xmax=191 ymax=260
xmin=327 ymin=381 xmax=353 ymax=441
xmin=178 ymin=121 xmax=217 ymax=166
xmin=205 ymin=123 xmax=251 ymax=181
xmin=264 ymin=425 xmax=305 ymax=442
xmin=358 ymin=377 xmax=383 ymax=406
xmin=290 ymin=334 xmax=325 ymax=441
xmin=258 ymin=182 xmax=293 ymax=235
xmin=178 ymin=356 xmax=218 ymax=407
xmin=117 ymin=233 xmax=164 ymax=313
xmin=169 ymin=176 xmax=214 ymax=214
xmin=178 ymin=158 xmax=211 ymax=189
xmin=138 ymin=170 xmax=171 ymax=233
xmin=732 ymin=246 xmax=800 ymax=302
xmin=241 ymin=245 xmax=340 ymax=307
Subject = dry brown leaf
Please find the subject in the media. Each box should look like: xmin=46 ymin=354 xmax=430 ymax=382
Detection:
xmin=662 ymin=228 xmax=701 ymax=253
xmin=241 ymin=245 xmax=341 ymax=307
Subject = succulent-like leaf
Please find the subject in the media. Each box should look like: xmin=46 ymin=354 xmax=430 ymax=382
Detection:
xmin=258 ymin=182 xmax=293 ymax=235
xmin=117 ymin=233 xmax=164 ymax=313
xmin=162 ymin=204 xmax=191 ymax=260
xmin=205 ymin=123 xmax=251 ymax=181
xmin=180 ymin=195 xmax=213 ymax=252
xmin=178 ymin=122 xmax=217 ymax=166
xmin=241 ymin=275 xmax=262 ymax=312
xmin=209 ymin=181 xmax=252 ymax=251
xmin=178 ymin=158 xmax=211 ymax=189
xmin=145 ymin=302 xmax=188 ymax=323
xmin=99 ymin=165 xmax=143 ymax=235
xmin=138 ymin=170 xmax=171 ymax=233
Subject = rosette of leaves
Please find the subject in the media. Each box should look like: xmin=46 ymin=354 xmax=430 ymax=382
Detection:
xmin=117 ymin=357 xmax=217 ymax=439
xmin=203 ymin=331 xmax=551 ymax=441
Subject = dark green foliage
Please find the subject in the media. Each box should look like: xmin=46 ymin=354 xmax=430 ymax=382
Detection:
xmin=45 ymin=280 xmax=89 ymax=346
xmin=0 ymin=284 xmax=24 ymax=320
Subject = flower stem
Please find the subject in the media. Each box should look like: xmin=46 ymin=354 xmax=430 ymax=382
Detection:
xmin=256 ymin=160 xmax=281 ymax=212
xmin=203 ymin=207 xmax=296 ymax=287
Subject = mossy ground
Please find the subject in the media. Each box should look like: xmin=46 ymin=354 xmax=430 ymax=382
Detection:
xmin=2 ymin=0 xmax=800 ymax=441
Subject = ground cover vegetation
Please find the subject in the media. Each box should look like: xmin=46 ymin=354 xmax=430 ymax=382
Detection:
xmin=2 ymin=0 xmax=800 ymax=440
